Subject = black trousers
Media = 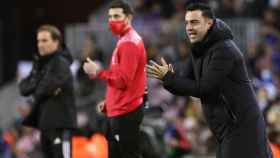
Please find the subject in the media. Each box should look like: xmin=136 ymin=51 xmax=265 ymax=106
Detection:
xmin=107 ymin=105 xmax=144 ymax=158
xmin=41 ymin=129 xmax=72 ymax=158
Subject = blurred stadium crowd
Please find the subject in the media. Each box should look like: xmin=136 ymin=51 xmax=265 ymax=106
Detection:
xmin=1 ymin=0 xmax=280 ymax=158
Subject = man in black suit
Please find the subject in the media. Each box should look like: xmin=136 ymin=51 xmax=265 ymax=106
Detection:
xmin=19 ymin=24 xmax=77 ymax=158
xmin=147 ymin=3 xmax=272 ymax=158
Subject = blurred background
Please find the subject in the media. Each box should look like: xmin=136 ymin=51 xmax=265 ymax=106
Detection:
xmin=1 ymin=0 xmax=280 ymax=158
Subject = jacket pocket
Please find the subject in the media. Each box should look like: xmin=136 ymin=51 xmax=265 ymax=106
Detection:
xmin=221 ymin=95 xmax=238 ymax=124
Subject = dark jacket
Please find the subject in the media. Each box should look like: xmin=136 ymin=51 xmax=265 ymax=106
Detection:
xmin=163 ymin=19 xmax=272 ymax=158
xmin=19 ymin=48 xmax=77 ymax=130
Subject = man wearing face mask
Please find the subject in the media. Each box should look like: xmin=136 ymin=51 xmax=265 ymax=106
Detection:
xmin=83 ymin=1 xmax=147 ymax=158
xmin=147 ymin=3 xmax=272 ymax=158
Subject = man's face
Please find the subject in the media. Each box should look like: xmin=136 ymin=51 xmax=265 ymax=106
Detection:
xmin=37 ymin=31 xmax=59 ymax=56
xmin=108 ymin=8 xmax=129 ymax=22
xmin=185 ymin=10 xmax=213 ymax=43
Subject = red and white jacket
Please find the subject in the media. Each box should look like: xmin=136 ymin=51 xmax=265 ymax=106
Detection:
xmin=95 ymin=27 xmax=147 ymax=117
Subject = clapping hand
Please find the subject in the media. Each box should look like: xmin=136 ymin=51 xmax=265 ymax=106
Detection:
xmin=146 ymin=57 xmax=174 ymax=80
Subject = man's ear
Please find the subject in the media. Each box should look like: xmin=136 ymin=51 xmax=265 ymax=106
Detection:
xmin=207 ymin=19 xmax=214 ymax=28
xmin=127 ymin=14 xmax=133 ymax=23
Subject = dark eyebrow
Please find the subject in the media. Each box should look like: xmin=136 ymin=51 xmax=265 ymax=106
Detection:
xmin=109 ymin=14 xmax=121 ymax=18
xmin=190 ymin=19 xmax=200 ymax=23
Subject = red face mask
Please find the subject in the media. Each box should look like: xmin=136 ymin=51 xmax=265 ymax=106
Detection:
xmin=108 ymin=20 xmax=128 ymax=35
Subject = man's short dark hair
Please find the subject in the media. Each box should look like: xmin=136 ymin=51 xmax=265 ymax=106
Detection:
xmin=37 ymin=24 xmax=62 ymax=46
xmin=186 ymin=3 xmax=215 ymax=19
xmin=109 ymin=0 xmax=134 ymax=16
